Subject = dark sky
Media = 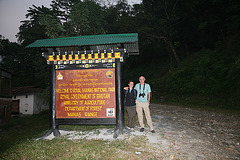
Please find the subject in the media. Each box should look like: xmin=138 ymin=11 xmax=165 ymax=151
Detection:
xmin=0 ymin=0 xmax=51 ymax=42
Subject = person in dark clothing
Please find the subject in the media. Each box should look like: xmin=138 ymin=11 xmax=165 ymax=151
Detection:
xmin=124 ymin=80 xmax=137 ymax=130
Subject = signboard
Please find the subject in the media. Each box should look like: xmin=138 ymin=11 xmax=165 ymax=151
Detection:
xmin=55 ymin=68 xmax=116 ymax=119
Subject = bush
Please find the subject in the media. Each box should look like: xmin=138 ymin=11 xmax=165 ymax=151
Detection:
xmin=155 ymin=49 xmax=240 ymax=109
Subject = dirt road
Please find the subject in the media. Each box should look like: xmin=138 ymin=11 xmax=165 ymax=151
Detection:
xmin=149 ymin=104 xmax=240 ymax=159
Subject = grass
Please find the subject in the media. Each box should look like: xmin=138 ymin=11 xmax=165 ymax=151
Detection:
xmin=0 ymin=111 xmax=164 ymax=160
xmin=0 ymin=111 xmax=49 ymax=155
xmin=1 ymin=135 xmax=160 ymax=159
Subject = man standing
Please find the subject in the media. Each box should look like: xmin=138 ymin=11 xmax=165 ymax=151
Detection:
xmin=134 ymin=76 xmax=155 ymax=133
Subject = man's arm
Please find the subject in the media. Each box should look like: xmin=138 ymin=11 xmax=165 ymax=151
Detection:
xmin=148 ymin=92 xmax=151 ymax=103
xmin=147 ymin=84 xmax=151 ymax=103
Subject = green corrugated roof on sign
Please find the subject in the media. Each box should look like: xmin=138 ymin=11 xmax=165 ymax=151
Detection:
xmin=26 ymin=33 xmax=138 ymax=48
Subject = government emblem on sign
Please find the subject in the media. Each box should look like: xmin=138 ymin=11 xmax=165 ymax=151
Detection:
xmin=106 ymin=70 xmax=114 ymax=78
xmin=57 ymin=73 xmax=63 ymax=80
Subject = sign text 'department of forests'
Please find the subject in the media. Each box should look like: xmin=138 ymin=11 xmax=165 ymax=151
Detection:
xmin=56 ymin=68 xmax=115 ymax=118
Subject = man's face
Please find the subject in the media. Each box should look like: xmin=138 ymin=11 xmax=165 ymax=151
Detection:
xmin=139 ymin=76 xmax=145 ymax=84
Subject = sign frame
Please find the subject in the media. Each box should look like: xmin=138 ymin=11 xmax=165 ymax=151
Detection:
xmin=44 ymin=50 xmax=125 ymax=138
xmin=54 ymin=67 xmax=117 ymax=125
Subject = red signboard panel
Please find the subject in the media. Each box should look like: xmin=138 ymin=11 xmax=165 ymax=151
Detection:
xmin=55 ymin=68 xmax=116 ymax=118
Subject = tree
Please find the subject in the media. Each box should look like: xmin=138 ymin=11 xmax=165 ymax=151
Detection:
xmin=69 ymin=0 xmax=107 ymax=35
xmin=140 ymin=0 xmax=182 ymax=70
xmin=17 ymin=4 xmax=65 ymax=45
xmin=105 ymin=0 xmax=135 ymax=33
xmin=0 ymin=36 xmax=48 ymax=88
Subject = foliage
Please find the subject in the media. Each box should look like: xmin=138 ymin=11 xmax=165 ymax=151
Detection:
xmin=17 ymin=5 xmax=51 ymax=45
xmin=0 ymin=37 xmax=48 ymax=88
xmin=155 ymin=48 xmax=240 ymax=109
xmin=69 ymin=0 xmax=107 ymax=35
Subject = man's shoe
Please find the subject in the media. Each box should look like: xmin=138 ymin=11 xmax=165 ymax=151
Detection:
xmin=151 ymin=130 xmax=156 ymax=133
xmin=140 ymin=128 xmax=144 ymax=132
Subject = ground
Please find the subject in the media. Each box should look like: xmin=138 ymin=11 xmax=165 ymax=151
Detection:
xmin=149 ymin=104 xmax=240 ymax=159
xmin=43 ymin=104 xmax=240 ymax=159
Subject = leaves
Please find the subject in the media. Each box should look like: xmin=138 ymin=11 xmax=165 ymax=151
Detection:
xmin=69 ymin=1 xmax=106 ymax=35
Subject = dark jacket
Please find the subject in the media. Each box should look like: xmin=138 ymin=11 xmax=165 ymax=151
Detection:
xmin=124 ymin=89 xmax=137 ymax=106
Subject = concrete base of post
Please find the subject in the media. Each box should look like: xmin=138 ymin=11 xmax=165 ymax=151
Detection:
xmin=35 ymin=128 xmax=60 ymax=141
